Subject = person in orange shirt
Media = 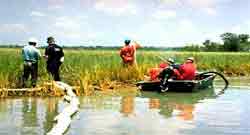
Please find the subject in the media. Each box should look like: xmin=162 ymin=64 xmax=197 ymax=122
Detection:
xmin=173 ymin=57 xmax=196 ymax=80
xmin=147 ymin=58 xmax=175 ymax=81
xmin=120 ymin=39 xmax=140 ymax=66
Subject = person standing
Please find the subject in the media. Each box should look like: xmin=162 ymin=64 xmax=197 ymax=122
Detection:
xmin=119 ymin=39 xmax=140 ymax=66
xmin=44 ymin=37 xmax=64 ymax=81
xmin=22 ymin=38 xmax=41 ymax=87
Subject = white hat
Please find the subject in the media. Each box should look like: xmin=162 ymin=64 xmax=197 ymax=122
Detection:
xmin=186 ymin=57 xmax=194 ymax=62
xmin=167 ymin=58 xmax=175 ymax=64
xmin=28 ymin=38 xmax=38 ymax=43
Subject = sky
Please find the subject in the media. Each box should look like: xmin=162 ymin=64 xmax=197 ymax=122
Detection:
xmin=0 ymin=0 xmax=250 ymax=47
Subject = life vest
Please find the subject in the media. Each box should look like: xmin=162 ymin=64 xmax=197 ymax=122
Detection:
xmin=120 ymin=45 xmax=135 ymax=63
xmin=174 ymin=63 xmax=196 ymax=80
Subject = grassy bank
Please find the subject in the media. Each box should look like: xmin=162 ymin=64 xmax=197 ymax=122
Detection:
xmin=0 ymin=48 xmax=250 ymax=94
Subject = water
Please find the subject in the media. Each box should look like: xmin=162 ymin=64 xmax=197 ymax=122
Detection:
xmin=0 ymin=80 xmax=250 ymax=135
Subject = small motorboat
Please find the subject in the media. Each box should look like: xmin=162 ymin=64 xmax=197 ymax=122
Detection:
xmin=136 ymin=71 xmax=227 ymax=92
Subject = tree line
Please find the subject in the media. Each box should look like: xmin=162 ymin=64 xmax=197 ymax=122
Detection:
xmin=182 ymin=32 xmax=250 ymax=52
xmin=1 ymin=32 xmax=249 ymax=52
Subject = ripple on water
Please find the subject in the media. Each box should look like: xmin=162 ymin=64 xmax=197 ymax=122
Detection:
xmin=0 ymin=88 xmax=250 ymax=135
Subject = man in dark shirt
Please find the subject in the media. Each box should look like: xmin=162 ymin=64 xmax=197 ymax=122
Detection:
xmin=44 ymin=37 xmax=64 ymax=81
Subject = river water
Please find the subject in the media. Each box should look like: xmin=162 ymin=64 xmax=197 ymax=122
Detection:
xmin=0 ymin=79 xmax=250 ymax=135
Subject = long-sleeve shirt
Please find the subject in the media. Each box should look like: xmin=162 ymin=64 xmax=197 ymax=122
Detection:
xmin=174 ymin=63 xmax=196 ymax=80
xmin=22 ymin=45 xmax=41 ymax=63
xmin=45 ymin=44 xmax=64 ymax=64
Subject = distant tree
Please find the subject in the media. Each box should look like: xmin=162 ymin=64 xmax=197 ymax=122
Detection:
xmin=220 ymin=32 xmax=240 ymax=51
xmin=202 ymin=39 xmax=222 ymax=51
xmin=182 ymin=44 xmax=202 ymax=52
xmin=238 ymin=34 xmax=249 ymax=43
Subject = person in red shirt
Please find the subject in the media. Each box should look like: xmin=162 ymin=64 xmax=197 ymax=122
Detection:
xmin=120 ymin=39 xmax=140 ymax=66
xmin=173 ymin=57 xmax=196 ymax=80
xmin=148 ymin=58 xmax=175 ymax=81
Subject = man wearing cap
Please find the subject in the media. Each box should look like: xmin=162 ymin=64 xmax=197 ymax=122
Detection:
xmin=22 ymin=38 xmax=41 ymax=87
xmin=44 ymin=37 xmax=64 ymax=81
xmin=157 ymin=58 xmax=181 ymax=90
xmin=173 ymin=57 xmax=196 ymax=80
xmin=148 ymin=57 xmax=177 ymax=81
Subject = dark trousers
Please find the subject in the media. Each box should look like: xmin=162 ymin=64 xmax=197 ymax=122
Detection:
xmin=47 ymin=62 xmax=61 ymax=81
xmin=22 ymin=62 xmax=38 ymax=87
xmin=158 ymin=67 xmax=174 ymax=87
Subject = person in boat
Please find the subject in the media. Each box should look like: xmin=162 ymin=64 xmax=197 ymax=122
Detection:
xmin=157 ymin=58 xmax=180 ymax=89
xmin=158 ymin=57 xmax=196 ymax=91
xmin=173 ymin=57 xmax=196 ymax=80
xmin=147 ymin=57 xmax=176 ymax=81
xmin=44 ymin=37 xmax=64 ymax=81
xmin=22 ymin=38 xmax=41 ymax=87
xmin=119 ymin=39 xmax=140 ymax=66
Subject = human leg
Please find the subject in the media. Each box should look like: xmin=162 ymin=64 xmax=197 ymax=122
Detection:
xmin=31 ymin=63 xmax=38 ymax=87
xmin=22 ymin=63 xmax=31 ymax=87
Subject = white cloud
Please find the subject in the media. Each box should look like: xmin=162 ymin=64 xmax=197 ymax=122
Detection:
xmin=0 ymin=24 xmax=27 ymax=33
xmin=178 ymin=19 xmax=195 ymax=33
xmin=49 ymin=16 xmax=96 ymax=41
xmin=230 ymin=22 xmax=250 ymax=34
xmin=152 ymin=10 xmax=177 ymax=19
xmin=204 ymin=7 xmax=217 ymax=15
xmin=231 ymin=25 xmax=242 ymax=33
xmin=30 ymin=11 xmax=46 ymax=17
xmin=94 ymin=0 xmax=138 ymax=16
xmin=246 ymin=20 xmax=250 ymax=28
xmin=131 ymin=21 xmax=171 ymax=41
xmin=160 ymin=0 xmax=180 ymax=6
xmin=186 ymin=0 xmax=216 ymax=8
xmin=160 ymin=0 xmax=224 ymax=16
xmin=54 ymin=16 xmax=89 ymax=29
xmin=48 ymin=0 xmax=64 ymax=10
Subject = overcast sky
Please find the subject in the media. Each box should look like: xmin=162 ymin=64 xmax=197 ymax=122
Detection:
xmin=0 ymin=0 xmax=250 ymax=46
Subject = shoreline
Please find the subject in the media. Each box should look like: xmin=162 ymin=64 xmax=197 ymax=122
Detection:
xmin=1 ymin=76 xmax=249 ymax=98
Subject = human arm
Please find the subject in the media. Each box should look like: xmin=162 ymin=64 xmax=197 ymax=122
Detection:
xmin=22 ymin=47 xmax=30 ymax=61
xmin=22 ymin=48 xmax=25 ymax=60
xmin=35 ymin=48 xmax=42 ymax=60
xmin=132 ymin=41 xmax=141 ymax=49
xmin=120 ymin=48 xmax=125 ymax=59
xmin=59 ymin=47 xmax=64 ymax=63
xmin=44 ymin=47 xmax=49 ymax=60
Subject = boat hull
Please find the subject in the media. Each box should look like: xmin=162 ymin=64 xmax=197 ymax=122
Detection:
xmin=136 ymin=73 xmax=216 ymax=92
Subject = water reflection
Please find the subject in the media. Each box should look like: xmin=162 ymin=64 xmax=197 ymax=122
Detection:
xmin=21 ymin=98 xmax=38 ymax=134
xmin=142 ymin=88 xmax=216 ymax=119
xmin=0 ymin=87 xmax=250 ymax=135
xmin=149 ymin=98 xmax=160 ymax=109
xmin=174 ymin=104 xmax=194 ymax=121
xmin=43 ymin=98 xmax=59 ymax=133
xmin=120 ymin=96 xmax=135 ymax=117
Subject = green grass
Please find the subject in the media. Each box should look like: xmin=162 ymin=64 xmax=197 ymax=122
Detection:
xmin=1 ymin=48 xmax=250 ymax=93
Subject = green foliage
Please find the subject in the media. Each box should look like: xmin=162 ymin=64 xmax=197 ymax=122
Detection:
xmin=182 ymin=44 xmax=203 ymax=52
xmin=239 ymin=34 xmax=249 ymax=43
xmin=181 ymin=32 xmax=250 ymax=52
xmin=1 ymin=49 xmax=250 ymax=90
xmin=220 ymin=32 xmax=241 ymax=51
xmin=202 ymin=40 xmax=222 ymax=52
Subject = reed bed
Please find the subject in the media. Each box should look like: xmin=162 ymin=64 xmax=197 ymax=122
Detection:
xmin=0 ymin=48 xmax=250 ymax=95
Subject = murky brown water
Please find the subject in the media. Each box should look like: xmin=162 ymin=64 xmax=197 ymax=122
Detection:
xmin=0 ymin=78 xmax=250 ymax=135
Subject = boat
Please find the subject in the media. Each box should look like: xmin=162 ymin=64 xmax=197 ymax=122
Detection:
xmin=136 ymin=72 xmax=218 ymax=92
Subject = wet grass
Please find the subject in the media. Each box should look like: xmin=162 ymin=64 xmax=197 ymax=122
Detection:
xmin=0 ymin=48 xmax=250 ymax=95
